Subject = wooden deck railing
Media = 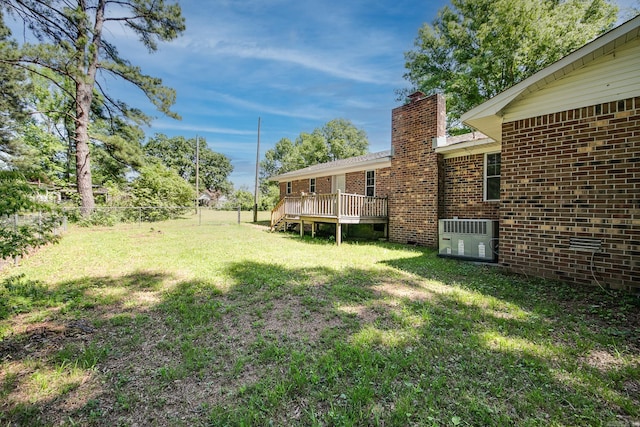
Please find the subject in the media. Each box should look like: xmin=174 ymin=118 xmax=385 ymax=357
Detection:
xmin=339 ymin=193 xmax=388 ymax=218
xmin=270 ymin=197 xmax=287 ymax=230
xmin=270 ymin=195 xmax=302 ymax=230
xmin=271 ymin=191 xmax=387 ymax=229
xmin=302 ymin=193 xmax=335 ymax=217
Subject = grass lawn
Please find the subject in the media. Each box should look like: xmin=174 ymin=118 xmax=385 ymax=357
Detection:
xmin=1 ymin=210 xmax=638 ymax=426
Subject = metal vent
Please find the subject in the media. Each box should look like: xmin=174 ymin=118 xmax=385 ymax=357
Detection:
xmin=442 ymin=219 xmax=488 ymax=235
xmin=569 ymin=237 xmax=602 ymax=252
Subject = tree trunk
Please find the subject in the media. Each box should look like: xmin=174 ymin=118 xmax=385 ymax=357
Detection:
xmin=74 ymin=0 xmax=105 ymax=216
xmin=76 ymin=81 xmax=95 ymax=216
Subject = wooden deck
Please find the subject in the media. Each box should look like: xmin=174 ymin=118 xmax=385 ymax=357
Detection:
xmin=270 ymin=191 xmax=388 ymax=244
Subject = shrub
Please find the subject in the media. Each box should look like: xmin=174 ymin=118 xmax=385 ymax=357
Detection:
xmin=0 ymin=171 xmax=61 ymax=260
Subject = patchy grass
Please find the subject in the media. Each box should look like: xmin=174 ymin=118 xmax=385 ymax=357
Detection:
xmin=0 ymin=210 xmax=638 ymax=426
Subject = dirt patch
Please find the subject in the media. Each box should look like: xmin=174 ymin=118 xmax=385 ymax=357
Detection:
xmin=224 ymin=294 xmax=342 ymax=341
xmin=0 ymin=318 xmax=95 ymax=361
xmin=582 ymin=349 xmax=627 ymax=372
xmin=9 ymin=289 xmax=351 ymax=426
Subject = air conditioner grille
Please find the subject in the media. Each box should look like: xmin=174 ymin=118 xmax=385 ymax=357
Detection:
xmin=442 ymin=219 xmax=488 ymax=235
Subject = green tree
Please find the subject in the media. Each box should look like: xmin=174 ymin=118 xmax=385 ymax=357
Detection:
xmin=0 ymin=171 xmax=60 ymax=260
xmin=224 ymin=188 xmax=255 ymax=211
xmin=0 ymin=11 xmax=29 ymax=154
xmin=144 ymin=134 xmax=233 ymax=195
xmin=258 ymin=183 xmax=280 ymax=211
xmin=403 ymin=0 xmax=618 ymax=131
xmin=14 ymin=70 xmax=77 ymax=183
xmin=90 ymin=114 xmax=146 ymax=185
xmin=129 ymin=163 xmax=193 ymax=221
xmin=321 ymin=119 xmax=369 ymax=161
xmin=2 ymin=0 xmax=185 ymax=214
xmin=260 ymin=137 xmax=298 ymax=180
xmin=4 ymin=71 xmax=145 ymax=188
xmin=259 ymin=119 xmax=368 ymax=195
xmin=297 ymin=130 xmax=330 ymax=167
xmin=10 ymin=122 xmax=67 ymax=183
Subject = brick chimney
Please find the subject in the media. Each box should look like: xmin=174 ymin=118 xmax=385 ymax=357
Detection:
xmin=388 ymin=92 xmax=446 ymax=246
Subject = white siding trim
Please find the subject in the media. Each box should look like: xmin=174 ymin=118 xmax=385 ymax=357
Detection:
xmin=504 ymin=37 xmax=640 ymax=122
xmin=461 ymin=15 xmax=640 ymax=140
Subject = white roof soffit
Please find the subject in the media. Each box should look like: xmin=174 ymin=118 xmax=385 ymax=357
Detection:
xmin=435 ymin=137 xmax=500 ymax=159
xmin=270 ymin=151 xmax=391 ymax=182
xmin=460 ymin=15 xmax=640 ymax=141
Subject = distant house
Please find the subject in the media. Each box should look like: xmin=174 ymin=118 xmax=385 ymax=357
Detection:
xmin=197 ymin=190 xmax=215 ymax=207
xmin=270 ymin=16 xmax=640 ymax=292
xmin=197 ymin=189 xmax=225 ymax=208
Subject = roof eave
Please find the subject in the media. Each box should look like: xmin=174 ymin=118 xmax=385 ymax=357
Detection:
xmin=461 ymin=15 xmax=640 ymax=136
xmin=435 ymin=137 xmax=500 ymax=158
xmin=270 ymin=156 xmax=391 ymax=182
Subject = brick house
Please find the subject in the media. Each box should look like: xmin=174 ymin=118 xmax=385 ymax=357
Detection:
xmin=271 ymin=16 xmax=639 ymax=292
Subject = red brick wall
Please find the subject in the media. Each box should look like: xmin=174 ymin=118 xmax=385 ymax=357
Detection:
xmin=500 ymin=97 xmax=640 ymax=292
xmin=442 ymin=154 xmax=499 ymax=220
xmin=389 ymin=93 xmax=446 ymax=246
xmin=279 ymin=177 xmax=329 ymax=197
xmin=345 ymin=171 xmax=364 ymax=194
xmin=292 ymin=179 xmax=308 ymax=195
xmin=316 ymin=176 xmax=332 ymax=194
xmin=376 ymin=167 xmax=391 ymax=197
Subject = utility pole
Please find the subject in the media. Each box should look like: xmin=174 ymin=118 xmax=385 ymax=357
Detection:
xmin=195 ymin=135 xmax=200 ymax=215
xmin=253 ymin=117 xmax=261 ymax=223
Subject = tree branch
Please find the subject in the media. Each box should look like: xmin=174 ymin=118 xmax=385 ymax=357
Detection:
xmin=0 ymin=58 xmax=76 ymax=99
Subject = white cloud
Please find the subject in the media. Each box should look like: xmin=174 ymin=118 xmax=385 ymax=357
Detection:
xmin=204 ymin=42 xmax=389 ymax=84
xmin=151 ymin=120 xmax=255 ymax=136
xmin=207 ymin=91 xmax=330 ymax=120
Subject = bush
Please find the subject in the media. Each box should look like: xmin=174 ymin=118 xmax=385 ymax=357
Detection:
xmin=223 ymin=189 xmax=254 ymax=211
xmin=0 ymin=171 xmax=61 ymax=260
xmin=127 ymin=164 xmax=194 ymax=221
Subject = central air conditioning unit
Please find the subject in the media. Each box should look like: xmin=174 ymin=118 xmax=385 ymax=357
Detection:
xmin=438 ymin=219 xmax=499 ymax=262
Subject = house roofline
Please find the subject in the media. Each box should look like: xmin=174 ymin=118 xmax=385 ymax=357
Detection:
xmin=434 ymin=137 xmax=500 ymax=159
xmin=461 ymin=15 xmax=640 ymax=141
xmin=270 ymin=151 xmax=391 ymax=182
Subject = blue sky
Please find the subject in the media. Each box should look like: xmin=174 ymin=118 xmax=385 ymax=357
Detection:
xmin=13 ymin=1 xmax=637 ymax=189
xmin=118 ymin=0 xmax=450 ymax=189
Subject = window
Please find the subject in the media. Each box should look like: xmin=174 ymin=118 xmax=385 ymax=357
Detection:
xmin=365 ymin=170 xmax=375 ymax=197
xmin=485 ymin=153 xmax=501 ymax=201
xmin=309 ymin=178 xmax=316 ymax=193
xmin=286 ymin=181 xmax=292 ymax=194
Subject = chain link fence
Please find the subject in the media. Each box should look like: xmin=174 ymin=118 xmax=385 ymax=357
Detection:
xmin=0 ymin=212 xmax=65 ymax=234
xmin=59 ymin=206 xmax=260 ymax=227
xmin=4 ymin=206 xmax=259 ymax=230
xmin=60 ymin=206 xmax=198 ymax=226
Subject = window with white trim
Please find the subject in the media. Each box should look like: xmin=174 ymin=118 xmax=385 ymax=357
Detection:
xmin=485 ymin=152 xmax=501 ymax=201
xmin=309 ymin=178 xmax=316 ymax=193
xmin=286 ymin=181 xmax=292 ymax=194
xmin=365 ymin=170 xmax=375 ymax=197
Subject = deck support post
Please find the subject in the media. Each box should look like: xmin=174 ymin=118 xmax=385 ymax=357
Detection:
xmin=336 ymin=223 xmax=342 ymax=245
xmin=300 ymin=219 xmax=304 ymax=237
xmin=311 ymin=222 xmax=316 ymax=238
